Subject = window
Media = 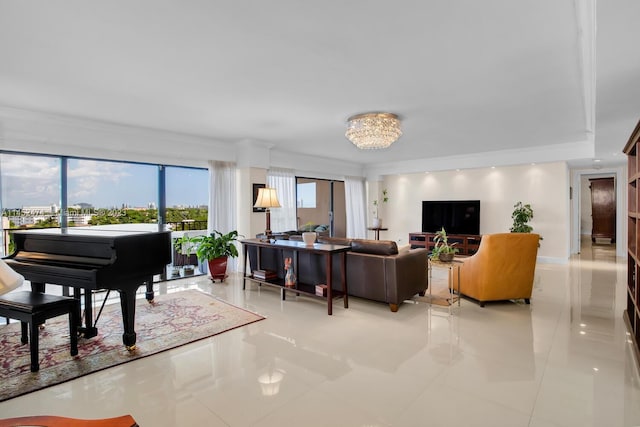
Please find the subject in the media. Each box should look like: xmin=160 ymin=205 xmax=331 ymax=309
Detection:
xmin=67 ymin=159 xmax=157 ymax=226
xmin=0 ymin=153 xmax=61 ymax=254
xmin=297 ymin=182 xmax=316 ymax=208
xmin=165 ymin=166 xmax=208 ymax=231
xmin=0 ymin=152 xmax=209 ymax=279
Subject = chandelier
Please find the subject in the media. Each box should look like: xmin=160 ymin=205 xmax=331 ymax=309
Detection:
xmin=345 ymin=112 xmax=402 ymax=150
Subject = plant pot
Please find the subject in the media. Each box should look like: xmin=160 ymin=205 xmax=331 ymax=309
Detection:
xmin=302 ymin=232 xmax=316 ymax=245
xmin=208 ymin=256 xmax=228 ymax=282
xmin=372 ymin=218 xmax=382 ymax=228
xmin=438 ymin=252 xmax=455 ymax=262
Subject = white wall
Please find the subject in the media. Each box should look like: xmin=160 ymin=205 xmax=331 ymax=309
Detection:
xmin=374 ymin=162 xmax=570 ymax=263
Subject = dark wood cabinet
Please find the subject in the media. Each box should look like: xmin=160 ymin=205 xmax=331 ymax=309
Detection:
xmin=623 ymin=118 xmax=640 ymax=370
xmin=409 ymin=232 xmax=481 ymax=256
xmin=589 ymin=177 xmax=616 ymax=243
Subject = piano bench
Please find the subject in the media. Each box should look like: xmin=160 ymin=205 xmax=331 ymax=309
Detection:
xmin=0 ymin=291 xmax=80 ymax=372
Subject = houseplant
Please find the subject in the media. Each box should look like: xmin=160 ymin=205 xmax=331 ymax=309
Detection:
xmin=193 ymin=230 xmax=241 ymax=282
xmin=510 ymin=201 xmax=534 ymax=233
xmin=430 ymin=227 xmax=459 ymax=262
xmin=372 ymin=188 xmax=389 ymax=228
xmin=173 ymin=234 xmax=198 ymax=276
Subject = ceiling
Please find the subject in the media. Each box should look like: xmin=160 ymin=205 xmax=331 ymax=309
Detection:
xmin=0 ymin=1 xmax=639 ymax=170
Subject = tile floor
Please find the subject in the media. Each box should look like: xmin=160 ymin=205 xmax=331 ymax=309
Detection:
xmin=1 ymin=239 xmax=639 ymax=426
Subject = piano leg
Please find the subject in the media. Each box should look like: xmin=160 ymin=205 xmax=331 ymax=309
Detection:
xmin=30 ymin=282 xmax=45 ymax=293
xmin=145 ymin=280 xmax=154 ymax=303
xmin=118 ymin=289 xmax=137 ymax=350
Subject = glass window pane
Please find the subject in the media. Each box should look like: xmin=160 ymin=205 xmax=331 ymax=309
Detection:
xmin=1 ymin=153 xmax=61 ymax=255
xmin=165 ymin=166 xmax=208 ymax=231
xmin=67 ymin=159 xmax=157 ymax=226
xmin=297 ymin=182 xmax=316 ymax=208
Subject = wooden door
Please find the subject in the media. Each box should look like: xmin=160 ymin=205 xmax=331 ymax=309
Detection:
xmin=589 ymin=177 xmax=616 ymax=243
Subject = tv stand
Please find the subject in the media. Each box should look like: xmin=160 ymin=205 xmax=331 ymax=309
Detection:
xmin=409 ymin=232 xmax=482 ymax=256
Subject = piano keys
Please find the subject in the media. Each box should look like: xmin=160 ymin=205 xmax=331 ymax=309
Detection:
xmin=4 ymin=226 xmax=172 ymax=349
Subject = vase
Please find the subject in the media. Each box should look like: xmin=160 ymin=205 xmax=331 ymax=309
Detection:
xmin=372 ymin=218 xmax=382 ymax=228
xmin=302 ymin=232 xmax=316 ymax=245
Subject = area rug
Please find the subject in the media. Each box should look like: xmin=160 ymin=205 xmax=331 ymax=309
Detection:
xmin=0 ymin=289 xmax=265 ymax=402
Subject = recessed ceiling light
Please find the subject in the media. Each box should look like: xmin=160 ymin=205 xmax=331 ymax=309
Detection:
xmin=594 ymin=159 xmax=602 ymax=162
xmin=491 ymin=166 xmax=496 ymax=169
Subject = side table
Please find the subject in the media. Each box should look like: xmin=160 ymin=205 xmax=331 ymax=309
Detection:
xmin=427 ymin=258 xmax=463 ymax=315
xmin=367 ymin=227 xmax=388 ymax=240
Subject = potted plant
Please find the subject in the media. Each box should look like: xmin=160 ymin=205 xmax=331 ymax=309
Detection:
xmin=173 ymin=234 xmax=199 ymax=276
xmin=510 ymin=201 xmax=543 ymax=245
xmin=430 ymin=227 xmax=459 ymax=262
xmin=510 ymin=201 xmax=534 ymax=233
xmin=193 ymin=230 xmax=241 ymax=282
xmin=372 ymin=188 xmax=389 ymax=228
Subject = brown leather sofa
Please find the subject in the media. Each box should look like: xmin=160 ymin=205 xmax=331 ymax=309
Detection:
xmin=246 ymin=237 xmax=429 ymax=312
xmin=453 ymin=233 xmax=540 ymax=307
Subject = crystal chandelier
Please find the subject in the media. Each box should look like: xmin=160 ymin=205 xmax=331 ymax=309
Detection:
xmin=345 ymin=112 xmax=402 ymax=150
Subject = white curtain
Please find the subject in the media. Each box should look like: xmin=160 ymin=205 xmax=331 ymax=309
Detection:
xmin=208 ymin=160 xmax=238 ymax=271
xmin=267 ymin=168 xmax=297 ymax=232
xmin=345 ymin=176 xmax=367 ymax=238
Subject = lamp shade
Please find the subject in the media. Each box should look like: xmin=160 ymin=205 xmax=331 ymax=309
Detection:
xmin=254 ymin=187 xmax=281 ymax=209
xmin=0 ymin=259 xmax=24 ymax=295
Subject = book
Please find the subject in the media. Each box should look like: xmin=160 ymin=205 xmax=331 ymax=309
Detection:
xmin=315 ymin=284 xmax=327 ymax=297
xmin=253 ymin=269 xmax=277 ymax=280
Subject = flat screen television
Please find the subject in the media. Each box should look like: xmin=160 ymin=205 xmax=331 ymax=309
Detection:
xmin=422 ymin=200 xmax=480 ymax=235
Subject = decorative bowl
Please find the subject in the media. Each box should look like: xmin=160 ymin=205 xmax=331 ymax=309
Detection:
xmin=302 ymin=232 xmax=317 ymax=245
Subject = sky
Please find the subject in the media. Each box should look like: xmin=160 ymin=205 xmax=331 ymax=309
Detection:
xmin=0 ymin=154 xmax=208 ymax=209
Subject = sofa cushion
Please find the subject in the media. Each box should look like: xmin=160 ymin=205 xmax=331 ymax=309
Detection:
xmin=350 ymin=239 xmax=398 ymax=255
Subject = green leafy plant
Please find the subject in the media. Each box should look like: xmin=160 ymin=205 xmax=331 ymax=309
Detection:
xmin=429 ymin=227 xmax=459 ymax=260
xmin=193 ymin=230 xmax=241 ymax=261
xmin=372 ymin=188 xmax=389 ymax=219
xmin=510 ymin=202 xmax=534 ymax=233
xmin=173 ymin=235 xmax=198 ymax=257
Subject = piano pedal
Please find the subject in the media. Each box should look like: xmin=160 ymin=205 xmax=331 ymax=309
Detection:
xmin=79 ymin=326 xmax=98 ymax=339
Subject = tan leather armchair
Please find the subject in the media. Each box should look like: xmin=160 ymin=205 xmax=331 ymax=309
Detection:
xmin=455 ymin=233 xmax=540 ymax=307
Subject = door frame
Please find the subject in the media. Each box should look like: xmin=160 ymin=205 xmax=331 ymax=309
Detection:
xmin=570 ymin=166 xmax=625 ymax=256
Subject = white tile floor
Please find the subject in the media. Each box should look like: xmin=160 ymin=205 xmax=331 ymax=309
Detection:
xmin=1 ymin=239 xmax=640 ymax=426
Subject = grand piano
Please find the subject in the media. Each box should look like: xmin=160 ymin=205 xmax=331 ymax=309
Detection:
xmin=4 ymin=226 xmax=172 ymax=349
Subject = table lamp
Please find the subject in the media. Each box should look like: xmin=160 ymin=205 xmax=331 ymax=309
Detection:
xmin=253 ymin=187 xmax=281 ymax=238
xmin=0 ymin=259 xmax=24 ymax=295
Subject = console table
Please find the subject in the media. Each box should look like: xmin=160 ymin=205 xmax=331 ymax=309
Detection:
xmin=240 ymin=239 xmax=350 ymax=315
